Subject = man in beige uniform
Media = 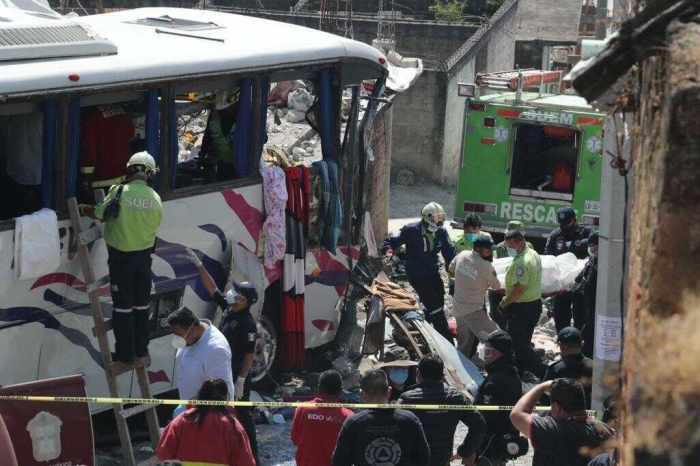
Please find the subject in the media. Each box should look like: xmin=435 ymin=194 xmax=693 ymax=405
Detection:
xmin=449 ymin=235 xmax=501 ymax=361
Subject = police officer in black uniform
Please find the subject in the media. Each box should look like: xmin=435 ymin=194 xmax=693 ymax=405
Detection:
xmin=184 ymin=247 xmax=260 ymax=464
xmin=543 ymin=327 xmax=593 ymax=409
xmin=474 ymin=330 xmax=523 ymax=466
xmin=573 ymin=230 xmax=599 ymax=358
xmin=544 ymin=207 xmax=592 ymax=333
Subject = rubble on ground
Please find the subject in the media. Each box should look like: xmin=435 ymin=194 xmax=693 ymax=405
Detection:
xmin=395 ymin=168 xmax=416 ymax=186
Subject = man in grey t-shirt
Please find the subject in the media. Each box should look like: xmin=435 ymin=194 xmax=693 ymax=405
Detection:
xmin=448 ymin=235 xmax=501 ymax=358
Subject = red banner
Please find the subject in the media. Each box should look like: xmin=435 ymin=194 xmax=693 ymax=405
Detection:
xmin=0 ymin=375 xmax=94 ymax=466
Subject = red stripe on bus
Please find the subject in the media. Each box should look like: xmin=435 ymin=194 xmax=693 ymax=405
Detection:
xmin=578 ymin=116 xmax=603 ymax=125
xmin=497 ymin=109 xmax=520 ymax=118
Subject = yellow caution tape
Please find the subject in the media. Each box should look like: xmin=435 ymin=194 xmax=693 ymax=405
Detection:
xmin=0 ymin=395 xmax=597 ymax=417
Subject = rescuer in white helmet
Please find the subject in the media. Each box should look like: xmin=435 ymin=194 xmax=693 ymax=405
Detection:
xmin=79 ymin=151 xmax=163 ymax=372
xmin=381 ymin=202 xmax=456 ymax=343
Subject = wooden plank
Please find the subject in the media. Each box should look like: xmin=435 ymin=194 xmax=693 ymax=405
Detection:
xmin=67 ymin=196 xmax=135 ymax=466
xmin=79 ymin=224 xmax=104 ymax=245
xmin=119 ymin=403 xmax=159 ymax=419
xmin=92 ymin=318 xmax=113 ymax=337
xmin=387 ymin=311 xmax=423 ymax=358
xmin=136 ymin=365 xmax=162 ymax=446
xmin=86 ymin=274 xmax=110 ymax=294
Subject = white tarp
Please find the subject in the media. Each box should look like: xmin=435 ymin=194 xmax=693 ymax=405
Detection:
xmin=385 ymin=50 xmax=423 ymax=93
xmin=493 ymin=252 xmax=587 ymax=295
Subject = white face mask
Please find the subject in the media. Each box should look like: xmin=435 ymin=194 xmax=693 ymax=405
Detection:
xmin=225 ymin=289 xmax=239 ymax=305
xmin=477 ymin=343 xmax=486 ymax=361
xmin=171 ymin=322 xmax=194 ymax=349
xmin=588 ymin=247 xmax=596 ymax=257
xmin=507 ymin=247 xmax=518 ymax=257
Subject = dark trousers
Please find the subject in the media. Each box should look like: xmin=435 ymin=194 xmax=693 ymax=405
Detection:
xmin=108 ymin=247 xmax=153 ymax=364
xmin=581 ymin=304 xmax=595 ymax=358
xmin=506 ymin=300 xmax=547 ymax=378
xmin=236 ymin=373 xmax=259 ymax=462
xmin=487 ymin=290 xmax=508 ymax=330
xmin=553 ymin=291 xmax=586 ymax=333
xmin=409 ymin=275 xmax=453 ymax=344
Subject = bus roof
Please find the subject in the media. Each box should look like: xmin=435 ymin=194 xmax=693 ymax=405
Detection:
xmin=0 ymin=7 xmax=387 ymax=97
xmin=477 ymin=92 xmax=595 ymax=110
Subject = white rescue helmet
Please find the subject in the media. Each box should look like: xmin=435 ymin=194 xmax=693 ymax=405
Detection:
xmin=421 ymin=202 xmax=446 ymax=228
xmin=127 ymin=151 xmax=159 ymax=175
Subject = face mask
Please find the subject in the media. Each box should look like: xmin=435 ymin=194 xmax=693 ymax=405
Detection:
xmin=507 ymin=247 xmax=518 ymax=257
xmin=466 ymin=232 xmax=478 ymax=243
xmin=171 ymin=322 xmax=193 ymax=349
xmin=426 ymin=224 xmax=438 ymax=233
xmin=477 ymin=343 xmax=486 ymax=361
xmin=225 ymin=289 xmax=239 ymax=305
xmin=588 ymin=247 xmax=596 ymax=257
xmin=389 ymin=368 xmax=409 ymax=385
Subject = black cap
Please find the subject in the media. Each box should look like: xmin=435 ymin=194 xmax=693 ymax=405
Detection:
xmin=581 ymin=230 xmax=599 ymax=246
xmin=478 ymin=330 xmax=513 ymax=354
xmin=472 ymin=235 xmax=498 ymax=250
xmin=233 ymin=281 xmax=258 ymax=305
xmin=557 ymin=326 xmax=582 ymax=344
xmin=557 ymin=207 xmax=576 ymax=227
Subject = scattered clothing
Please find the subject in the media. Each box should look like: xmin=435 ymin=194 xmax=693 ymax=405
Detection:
xmin=332 ymin=408 xmax=431 ymax=466
xmin=260 ymin=156 xmax=288 ymax=268
xmin=156 ymin=408 xmax=255 ymax=466
xmin=370 ymin=280 xmax=419 ymax=313
xmin=531 ymin=414 xmax=613 ymax=466
xmin=291 ymin=397 xmax=354 ymax=466
xmin=175 ymin=320 xmax=235 ymax=401
xmin=400 ymin=380 xmax=487 ymax=465
xmin=80 ymin=104 xmax=135 ymax=188
xmin=312 ymin=159 xmax=343 ymax=254
xmin=282 ymin=166 xmax=310 ymax=369
xmin=13 ymin=208 xmax=60 ymax=281
xmin=475 ymin=355 xmax=522 ymax=460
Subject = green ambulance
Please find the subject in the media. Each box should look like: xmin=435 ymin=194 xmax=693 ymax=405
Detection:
xmin=453 ymin=69 xmax=605 ymax=241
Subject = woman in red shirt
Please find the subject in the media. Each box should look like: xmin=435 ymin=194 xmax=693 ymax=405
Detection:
xmin=157 ymin=377 xmax=255 ymax=466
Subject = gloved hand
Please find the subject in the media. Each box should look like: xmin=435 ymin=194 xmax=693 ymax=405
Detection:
xmin=569 ymin=282 xmax=581 ymax=292
xmin=499 ymin=297 xmax=508 ymax=310
xmin=184 ymin=247 xmax=202 ymax=268
xmin=234 ymin=376 xmax=246 ymax=401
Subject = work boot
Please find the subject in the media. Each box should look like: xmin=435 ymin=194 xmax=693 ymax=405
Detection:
xmin=112 ymin=311 xmax=136 ymax=364
xmin=134 ymin=307 xmax=152 ymax=359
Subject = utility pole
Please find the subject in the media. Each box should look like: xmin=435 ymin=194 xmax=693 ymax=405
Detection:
xmin=595 ymin=0 xmax=608 ymax=39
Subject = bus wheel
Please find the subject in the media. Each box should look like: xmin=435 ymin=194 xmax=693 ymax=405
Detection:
xmin=251 ymin=315 xmax=277 ymax=383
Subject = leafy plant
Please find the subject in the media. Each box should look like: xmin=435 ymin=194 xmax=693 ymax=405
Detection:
xmin=485 ymin=0 xmax=506 ymax=16
xmin=435 ymin=0 xmax=465 ymax=22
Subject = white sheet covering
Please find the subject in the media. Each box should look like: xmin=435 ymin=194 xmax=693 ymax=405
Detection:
xmin=13 ymin=208 xmax=60 ymax=281
xmin=493 ymin=252 xmax=587 ymax=295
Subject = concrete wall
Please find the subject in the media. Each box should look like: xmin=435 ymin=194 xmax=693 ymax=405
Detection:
xmin=391 ymin=70 xmax=447 ymax=181
xmin=236 ymin=10 xmax=478 ymax=61
xmin=439 ymin=0 xmax=517 ymax=185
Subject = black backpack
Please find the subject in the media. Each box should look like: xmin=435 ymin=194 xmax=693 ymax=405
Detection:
xmin=102 ymin=184 xmax=124 ymax=221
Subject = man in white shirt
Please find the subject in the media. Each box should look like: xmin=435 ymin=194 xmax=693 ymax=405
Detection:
xmin=166 ymin=307 xmax=235 ymax=401
xmin=448 ymin=235 xmax=501 ymax=360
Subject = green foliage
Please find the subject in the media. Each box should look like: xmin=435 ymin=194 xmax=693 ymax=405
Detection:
xmin=435 ymin=0 xmax=465 ymax=22
xmin=485 ymin=0 xmax=506 ymax=16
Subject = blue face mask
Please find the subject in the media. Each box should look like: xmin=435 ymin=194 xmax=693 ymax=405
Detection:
xmin=389 ymin=368 xmax=409 ymax=385
xmin=465 ymin=232 xmax=478 ymax=243
xmin=507 ymin=247 xmax=518 ymax=257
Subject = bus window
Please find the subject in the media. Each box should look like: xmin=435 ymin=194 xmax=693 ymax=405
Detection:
xmin=173 ymin=81 xmax=254 ymax=189
xmin=76 ymin=92 xmax=157 ymax=203
xmin=510 ymin=124 xmax=579 ymax=201
xmin=0 ymin=110 xmax=44 ymax=221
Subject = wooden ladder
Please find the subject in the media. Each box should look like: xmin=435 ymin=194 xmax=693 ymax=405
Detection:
xmin=67 ymin=193 xmax=160 ymax=466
